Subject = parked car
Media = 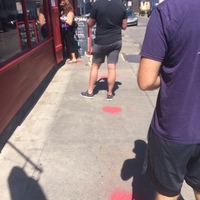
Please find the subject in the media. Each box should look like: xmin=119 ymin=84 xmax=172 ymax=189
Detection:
xmin=7 ymin=14 xmax=17 ymax=29
xmin=127 ymin=10 xmax=138 ymax=26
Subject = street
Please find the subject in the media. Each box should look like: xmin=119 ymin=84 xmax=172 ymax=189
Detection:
xmin=124 ymin=16 xmax=149 ymax=50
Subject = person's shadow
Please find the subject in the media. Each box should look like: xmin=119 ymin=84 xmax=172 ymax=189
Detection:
xmin=121 ymin=140 xmax=185 ymax=200
xmin=93 ymin=78 xmax=122 ymax=95
xmin=121 ymin=140 xmax=155 ymax=200
xmin=8 ymin=166 xmax=46 ymax=200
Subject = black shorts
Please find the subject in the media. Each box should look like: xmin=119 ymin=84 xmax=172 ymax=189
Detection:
xmin=147 ymin=127 xmax=200 ymax=197
xmin=92 ymin=41 xmax=122 ymax=64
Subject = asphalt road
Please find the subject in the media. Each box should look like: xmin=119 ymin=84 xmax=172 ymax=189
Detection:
xmin=124 ymin=15 xmax=149 ymax=50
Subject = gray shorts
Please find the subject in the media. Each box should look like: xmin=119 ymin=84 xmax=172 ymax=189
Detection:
xmin=92 ymin=41 xmax=122 ymax=64
xmin=147 ymin=127 xmax=200 ymax=197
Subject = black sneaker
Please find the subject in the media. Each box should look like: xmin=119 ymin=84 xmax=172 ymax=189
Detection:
xmin=81 ymin=91 xmax=94 ymax=99
xmin=107 ymin=94 xmax=113 ymax=101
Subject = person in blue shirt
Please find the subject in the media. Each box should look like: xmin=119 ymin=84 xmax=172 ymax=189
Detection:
xmin=138 ymin=0 xmax=200 ymax=199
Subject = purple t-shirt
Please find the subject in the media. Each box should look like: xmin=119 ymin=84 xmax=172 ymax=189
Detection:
xmin=140 ymin=0 xmax=200 ymax=144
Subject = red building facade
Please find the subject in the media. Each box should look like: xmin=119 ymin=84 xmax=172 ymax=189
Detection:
xmin=0 ymin=0 xmax=74 ymax=146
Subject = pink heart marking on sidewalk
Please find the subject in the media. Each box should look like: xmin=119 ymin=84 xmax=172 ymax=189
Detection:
xmin=102 ymin=106 xmax=121 ymax=113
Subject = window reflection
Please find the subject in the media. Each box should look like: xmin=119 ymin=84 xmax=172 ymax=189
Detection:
xmin=0 ymin=0 xmax=48 ymax=65
xmin=37 ymin=2 xmax=48 ymax=39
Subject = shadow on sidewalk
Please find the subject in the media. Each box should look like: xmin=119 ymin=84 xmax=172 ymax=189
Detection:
xmin=6 ymin=142 xmax=46 ymax=200
xmin=121 ymin=140 xmax=155 ymax=200
xmin=93 ymin=78 xmax=122 ymax=95
xmin=8 ymin=166 xmax=46 ymax=200
xmin=0 ymin=61 xmax=65 ymax=152
xmin=121 ymin=139 xmax=186 ymax=200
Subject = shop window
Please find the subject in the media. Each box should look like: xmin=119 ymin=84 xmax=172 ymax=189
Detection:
xmin=37 ymin=1 xmax=48 ymax=40
xmin=0 ymin=0 xmax=48 ymax=65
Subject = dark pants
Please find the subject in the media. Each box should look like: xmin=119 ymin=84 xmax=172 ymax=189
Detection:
xmin=147 ymin=127 xmax=200 ymax=197
xmin=41 ymin=24 xmax=48 ymax=39
xmin=64 ymin=31 xmax=76 ymax=56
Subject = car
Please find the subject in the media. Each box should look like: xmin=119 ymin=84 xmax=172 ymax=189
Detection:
xmin=7 ymin=14 xmax=17 ymax=29
xmin=127 ymin=10 xmax=138 ymax=26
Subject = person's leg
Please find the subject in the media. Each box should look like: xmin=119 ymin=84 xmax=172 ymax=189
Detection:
xmin=194 ymin=190 xmax=200 ymax=200
xmin=107 ymin=63 xmax=116 ymax=95
xmin=87 ymin=62 xmax=101 ymax=94
xmin=106 ymin=41 xmax=121 ymax=99
xmin=64 ymin=33 xmax=71 ymax=60
xmin=155 ymin=193 xmax=179 ymax=200
xmin=81 ymin=43 xmax=104 ymax=98
xmin=66 ymin=32 xmax=77 ymax=62
xmin=147 ymin=128 xmax=193 ymax=199
xmin=71 ymin=52 xmax=77 ymax=62
xmin=86 ymin=43 xmax=104 ymax=94
xmin=70 ymin=31 xmax=78 ymax=62
xmin=185 ymin=145 xmax=200 ymax=200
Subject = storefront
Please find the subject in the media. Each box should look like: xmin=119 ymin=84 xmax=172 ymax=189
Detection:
xmin=0 ymin=0 xmax=67 ymax=141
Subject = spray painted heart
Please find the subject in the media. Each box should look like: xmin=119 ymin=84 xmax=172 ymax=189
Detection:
xmin=110 ymin=191 xmax=145 ymax=200
xmin=110 ymin=191 xmax=132 ymax=200
xmin=102 ymin=106 xmax=122 ymax=114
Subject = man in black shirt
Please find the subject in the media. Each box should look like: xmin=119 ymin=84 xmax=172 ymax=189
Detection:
xmin=81 ymin=0 xmax=127 ymax=100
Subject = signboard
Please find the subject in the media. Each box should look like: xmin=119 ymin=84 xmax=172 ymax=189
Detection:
xmin=91 ymin=25 xmax=96 ymax=44
xmin=74 ymin=17 xmax=88 ymax=56
xmin=16 ymin=20 xmax=38 ymax=50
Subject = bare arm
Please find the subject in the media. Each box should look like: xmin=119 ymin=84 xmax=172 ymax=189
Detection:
xmin=38 ymin=13 xmax=45 ymax=26
xmin=122 ymin=19 xmax=127 ymax=30
xmin=137 ymin=57 xmax=161 ymax=91
xmin=88 ymin=18 xmax=96 ymax=28
xmin=66 ymin=11 xmax=74 ymax=26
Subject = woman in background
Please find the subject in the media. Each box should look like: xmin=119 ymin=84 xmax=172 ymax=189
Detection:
xmin=38 ymin=3 xmax=48 ymax=39
xmin=60 ymin=0 xmax=77 ymax=63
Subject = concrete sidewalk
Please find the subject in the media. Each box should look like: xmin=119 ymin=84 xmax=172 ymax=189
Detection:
xmin=0 ymin=33 xmax=194 ymax=200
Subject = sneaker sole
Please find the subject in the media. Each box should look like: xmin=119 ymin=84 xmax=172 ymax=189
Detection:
xmin=107 ymin=95 xmax=113 ymax=100
xmin=80 ymin=94 xmax=93 ymax=99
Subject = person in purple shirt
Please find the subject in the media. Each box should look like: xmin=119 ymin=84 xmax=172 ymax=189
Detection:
xmin=138 ymin=0 xmax=200 ymax=199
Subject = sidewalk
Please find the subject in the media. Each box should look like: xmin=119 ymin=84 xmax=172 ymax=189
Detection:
xmin=0 ymin=34 xmax=194 ymax=200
